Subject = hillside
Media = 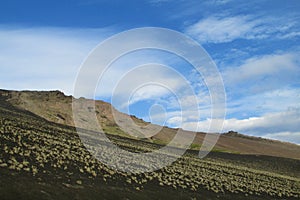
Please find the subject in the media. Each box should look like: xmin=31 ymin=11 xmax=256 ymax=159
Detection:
xmin=0 ymin=89 xmax=300 ymax=200
xmin=0 ymin=89 xmax=299 ymax=160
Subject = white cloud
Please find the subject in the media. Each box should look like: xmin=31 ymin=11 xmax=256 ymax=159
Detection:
xmin=167 ymin=116 xmax=182 ymax=127
xmin=224 ymin=53 xmax=300 ymax=85
xmin=263 ymin=132 xmax=300 ymax=144
xmin=148 ymin=0 xmax=172 ymax=4
xmin=182 ymin=107 xmax=300 ymax=144
xmin=98 ymin=62 xmax=196 ymax=112
xmin=223 ymin=108 xmax=300 ymax=133
xmin=98 ymin=63 xmax=186 ymax=99
xmin=0 ymin=26 xmax=209 ymax=116
xmin=185 ymin=16 xmax=258 ymax=43
xmin=185 ymin=15 xmax=300 ymax=43
xmin=225 ymin=87 xmax=300 ymax=119
xmin=205 ymin=0 xmax=232 ymax=5
xmin=0 ymin=26 xmax=112 ymax=95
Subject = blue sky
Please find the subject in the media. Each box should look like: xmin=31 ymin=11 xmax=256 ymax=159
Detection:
xmin=0 ymin=0 xmax=300 ymax=144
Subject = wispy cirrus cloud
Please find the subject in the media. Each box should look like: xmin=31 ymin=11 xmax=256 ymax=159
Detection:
xmin=185 ymin=15 xmax=300 ymax=43
xmin=174 ymin=49 xmax=300 ymax=143
xmin=226 ymin=87 xmax=300 ymax=118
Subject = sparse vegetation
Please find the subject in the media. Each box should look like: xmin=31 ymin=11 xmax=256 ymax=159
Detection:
xmin=1 ymin=93 xmax=300 ymax=200
xmin=0 ymin=90 xmax=300 ymax=199
xmin=2 ymin=89 xmax=299 ymax=161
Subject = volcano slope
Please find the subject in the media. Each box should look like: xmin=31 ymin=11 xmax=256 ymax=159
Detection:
xmin=0 ymin=89 xmax=300 ymax=200
xmin=2 ymin=89 xmax=299 ymax=160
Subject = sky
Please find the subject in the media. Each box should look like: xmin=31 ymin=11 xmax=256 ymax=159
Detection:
xmin=0 ymin=0 xmax=299 ymax=144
